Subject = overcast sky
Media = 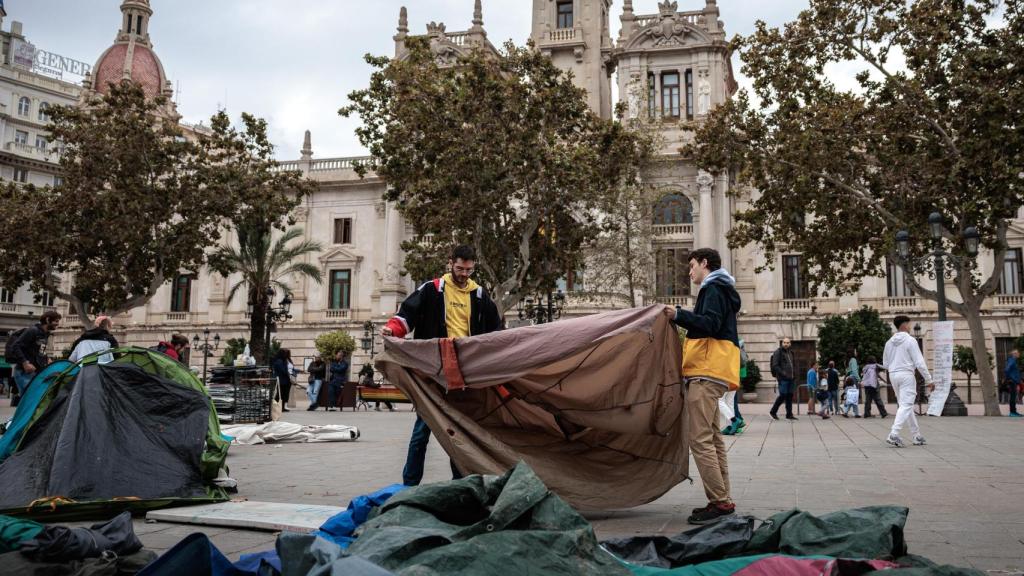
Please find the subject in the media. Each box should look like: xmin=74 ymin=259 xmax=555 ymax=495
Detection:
xmin=7 ymin=0 xmax=812 ymax=160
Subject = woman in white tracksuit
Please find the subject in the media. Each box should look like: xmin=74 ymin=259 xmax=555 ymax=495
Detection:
xmin=882 ymin=315 xmax=935 ymax=447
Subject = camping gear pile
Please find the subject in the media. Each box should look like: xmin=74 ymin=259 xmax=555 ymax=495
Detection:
xmin=0 ymin=347 xmax=230 ymax=519
xmin=137 ymin=462 xmax=984 ymax=576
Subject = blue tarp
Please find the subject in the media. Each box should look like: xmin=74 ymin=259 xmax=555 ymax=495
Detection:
xmin=0 ymin=360 xmax=75 ymax=462
xmin=313 ymin=483 xmax=406 ymax=549
xmin=138 ymin=483 xmax=407 ymax=575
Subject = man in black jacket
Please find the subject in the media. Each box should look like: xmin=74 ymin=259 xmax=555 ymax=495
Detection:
xmin=769 ymin=338 xmax=797 ymax=420
xmin=8 ymin=310 xmax=62 ymax=394
xmin=382 ymin=245 xmax=503 ymax=485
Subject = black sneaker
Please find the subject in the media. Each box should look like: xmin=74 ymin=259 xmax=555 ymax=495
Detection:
xmin=691 ymin=502 xmax=714 ymax=515
xmin=688 ymin=503 xmax=736 ymax=525
xmin=786 ymin=415 xmax=798 ymax=420
xmin=770 ymin=413 xmax=780 ymax=420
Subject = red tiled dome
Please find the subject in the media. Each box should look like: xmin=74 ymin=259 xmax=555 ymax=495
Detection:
xmin=93 ymin=42 xmax=164 ymax=99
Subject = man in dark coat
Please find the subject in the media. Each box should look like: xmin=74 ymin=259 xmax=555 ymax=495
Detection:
xmin=769 ymin=337 xmax=797 ymax=420
xmin=8 ymin=310 xmax=62 ymax=394
xmin=382 ymin=244 xmax=503 ymax=486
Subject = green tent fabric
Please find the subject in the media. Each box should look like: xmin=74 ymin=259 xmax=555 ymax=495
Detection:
xmin=0 ymin=515 xmax=43 ymax=553
xmin=0 ymin=356 xmax=10 ymax=370
xmin=742 ymin=507 xmax=908 ymax=559
xmin=345 ymin=461 xmax=631 ymax=575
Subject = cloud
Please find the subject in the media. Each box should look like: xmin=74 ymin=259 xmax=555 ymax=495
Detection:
xmin=10 ymin=0 xmax=853 ymax=160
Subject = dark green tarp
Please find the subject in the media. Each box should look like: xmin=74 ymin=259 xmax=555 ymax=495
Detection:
xmin=345 ymin=461 xmax=630 ymax=575
xmin=743 ymin=507 xmax=908 ymax=558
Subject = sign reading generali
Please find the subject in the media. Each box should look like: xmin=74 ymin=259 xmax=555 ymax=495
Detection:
xmin=10 ymin=38 xmax=91 ymax=80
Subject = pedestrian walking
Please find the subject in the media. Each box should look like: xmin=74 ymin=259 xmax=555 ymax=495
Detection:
xmin=826 ymin=361 xmax=841 ymax=414
xmin=306 ymin=355 xmax=326 ymax=411
xmin=666 ymin=247 xmax=741 ymax=525
xmin=769 ymin=338 xmax=797 ymax=420
xmin=272 ymin=349 xmax=294 ymax=413
xmin=327 ymin=350 xmax=349 ymax=411
xmin=841 ymin=376 xmax=861 ymax=418
xmin=722 ymin=339 xmax=747 ymax=435
xmin=382 ymin=245 xmax=503 ymax=486
xmin=68 ymin=315 xmax=118 ymax=364
xmin=883 ymin=315 xmax=934 ymax=447
xmin=1004 ymin=349 xmax=1021 ymax=418
xmin=805 ymin=361 xmax=819 ymax=415
xmin=7 ymin=310 xmax=62 ymax=394
xmin=861 ymin=356 xmax=889 ymax=418
xmin=846 ymin=347 xmax=860 ymax=386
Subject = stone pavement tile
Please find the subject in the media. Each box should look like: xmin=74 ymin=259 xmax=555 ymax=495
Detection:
xmin=208 ymin=529 xmax=280 ymax=556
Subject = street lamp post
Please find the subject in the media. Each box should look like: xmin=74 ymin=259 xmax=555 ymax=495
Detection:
xmin=192 ymin=328 xmax=220 ymax=385
xmin=895 ymin=212 xmax=980 ymax=416
xmin=262 ymin=287 xmax=292 ymax=364
xmin=360 ymin=320 xmax=376 ymax=358
xmin=517 ymin=289 xmax=566 ymax=325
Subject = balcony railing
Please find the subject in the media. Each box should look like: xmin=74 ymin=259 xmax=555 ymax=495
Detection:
xmin=5 ymin=141 xmax=58 ymax=162
xmin=634 ymin=11 xmax=702 ymax=29
xmin=652 ymin=223 xmax=694 ymax=238
xmin=310 ymin=156 xmax=372 ymax=172
xmin=325 ymin=309 xmax=351 ymax=319
xmin=886 ymin=297 xmax=919 ymax=309
xmin=546 ymin=28 xmax=582 ymax=43
xmin=656 ymin=295 xmax=692 ymax=308
xmin=996 ymin=294 xmax=1024 ymax=307
xmin=0 ymin=303 xmax=57 ymax=316
xmin=166 ymin=312 xmax=190 ymax=322
xmin=782 ymin=298 xmax=813 ymax=311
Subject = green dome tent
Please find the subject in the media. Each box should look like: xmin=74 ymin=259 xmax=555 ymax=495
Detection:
xmin=0 ymin=347 xmax=230 ymax=520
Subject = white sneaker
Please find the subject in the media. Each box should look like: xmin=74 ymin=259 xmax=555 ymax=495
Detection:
xmin=912 ymin=435 xmax=927 ymax=446
xmin=886 ymin=434 xmax=905 ymax=448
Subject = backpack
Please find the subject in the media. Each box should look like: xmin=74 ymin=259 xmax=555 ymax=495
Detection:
xmin=4 ymin=327 xmax=28 ymax=359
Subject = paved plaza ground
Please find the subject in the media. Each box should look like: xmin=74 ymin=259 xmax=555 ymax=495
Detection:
xmin=2 ymin=398 xmax=1024 ymax=572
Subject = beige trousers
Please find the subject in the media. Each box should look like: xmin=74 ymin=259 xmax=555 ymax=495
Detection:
xmin=686 ymin=378 xmax=732 ymax=504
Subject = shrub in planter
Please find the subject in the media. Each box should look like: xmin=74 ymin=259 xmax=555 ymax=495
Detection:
xmin=741 ymin=359 xmax=761 ymax=394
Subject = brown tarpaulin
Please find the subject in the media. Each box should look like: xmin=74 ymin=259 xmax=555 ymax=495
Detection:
xmin=375 ymin=304 xmax=690 ymax=510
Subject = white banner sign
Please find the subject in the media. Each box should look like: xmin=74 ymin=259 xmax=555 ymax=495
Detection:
xmin=927 ymin=321 xmax=955 ymax=416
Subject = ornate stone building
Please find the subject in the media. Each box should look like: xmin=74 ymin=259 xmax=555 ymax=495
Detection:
xmin=0 ymin=7 xmax=80 ymax=337
xmin=28 ymin=0 xmax=1024 ymax=397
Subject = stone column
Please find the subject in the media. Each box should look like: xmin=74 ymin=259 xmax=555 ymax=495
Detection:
xmin=715 ymin=173 xmax=731 ymax=268
xmin=696 ymin=170 xmax=714 ymax=249
xmin=378 ymin=201 xmax=404 ymax=317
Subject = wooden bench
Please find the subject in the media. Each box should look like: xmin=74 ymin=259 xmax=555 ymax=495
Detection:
xmin=357 ymin=384 xmax=413 ymax=411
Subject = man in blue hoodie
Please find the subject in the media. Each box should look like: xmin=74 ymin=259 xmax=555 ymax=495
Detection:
xmin=665 ymin=247 xmax=742 ymax=525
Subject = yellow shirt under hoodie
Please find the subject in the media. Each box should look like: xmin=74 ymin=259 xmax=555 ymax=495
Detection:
xmin=443 ymin=273 xmax=477 ymax=339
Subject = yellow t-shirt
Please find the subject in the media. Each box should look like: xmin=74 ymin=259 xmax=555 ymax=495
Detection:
xmin=443 ymin=273 xmax=477 ymax=339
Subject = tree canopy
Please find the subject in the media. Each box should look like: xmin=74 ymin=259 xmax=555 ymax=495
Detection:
xmin=340 ymin=38 xmax=650 ymax=313
xmin=817 ymin=307 xmax=892 ymax=368
xmin=687 ymin=0 xmax=1023 ymax=415
xmin=0 ymin=81 xmax=312 ymax=326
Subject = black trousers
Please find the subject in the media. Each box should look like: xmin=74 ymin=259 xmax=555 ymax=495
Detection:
xmin=863 ymin=386 xmax=887 ymax=416
xmin=770 ymin=393 xmax=794 ymax=417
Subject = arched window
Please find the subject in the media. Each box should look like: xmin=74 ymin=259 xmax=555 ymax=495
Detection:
xmin=38 ymin=102 xmax=50 ymax=122
xmin=653 ymin=193 xmax=693 ymax=225
xmin=17 ymin=97 xmax=30 ymax=117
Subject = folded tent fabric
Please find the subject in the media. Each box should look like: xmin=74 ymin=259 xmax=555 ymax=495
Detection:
xmin=0 ymin=515 xmax=44 ymax=553
xmin=18 ymin=512 xmax=142 ymax=562
xmin=601 ymin=516 xmax=754 ymax=569
xmin=375 ymin=304 xmax=688 ymax=510
xmin=314 ymin=483 xmax=406 ymax=549
xmin=742 ymin=506 xmax=909 ymax=559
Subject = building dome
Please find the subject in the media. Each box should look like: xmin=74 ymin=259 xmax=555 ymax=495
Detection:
xmin=92 ymin=42 xmax=166 ymax=98
xmin=86 ymin=0 xmax=170 ymax=100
